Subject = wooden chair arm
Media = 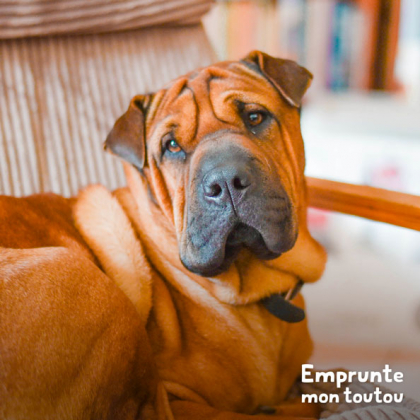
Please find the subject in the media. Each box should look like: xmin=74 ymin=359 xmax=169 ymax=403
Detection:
xmin=306 ymin=177 xmax=420 ymax=231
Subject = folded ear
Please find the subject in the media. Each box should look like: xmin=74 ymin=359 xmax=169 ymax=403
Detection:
xmin=242 ymin=51 xmax=313 ymax=107
xmin=104 ymin=94 xmax=154 ymax=170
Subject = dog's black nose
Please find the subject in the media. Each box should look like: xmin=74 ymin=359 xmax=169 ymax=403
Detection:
xmin=202 ymin=165 xmax=252 ymax=204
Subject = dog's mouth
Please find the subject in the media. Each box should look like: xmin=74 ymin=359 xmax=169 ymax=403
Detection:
xmin=225 ymin=222 xmax=281 ymax=259
xmin=187 ymin=222 xmax=284 ymax=278
xmin=210 ymin=224 xmax=306 ymax=324
xmin=181 ymin=220 xmax=305 ymax=323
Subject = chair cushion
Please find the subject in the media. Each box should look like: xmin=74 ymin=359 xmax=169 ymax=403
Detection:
xmin=0 ymin=0 xmax=214 ymax=39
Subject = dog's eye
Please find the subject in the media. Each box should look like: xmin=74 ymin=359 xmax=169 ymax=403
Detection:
xmin=247 ymin=111 xmax=265 ymax=126
xmin=161 ymin=133 xmax=186 ymax=161
xmin=165 ymin=138 xmax=182 ymax=154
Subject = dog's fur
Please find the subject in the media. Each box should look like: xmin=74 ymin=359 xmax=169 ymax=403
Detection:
xmin=0 ymin=51 xmax=326 ymax=420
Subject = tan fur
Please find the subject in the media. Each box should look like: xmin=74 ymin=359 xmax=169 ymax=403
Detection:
xmin=0 ymin=52 xmax=326 ymax=419
xmin=74 ymin=185 xmax=152 ymax=322
xmin=73 ymin=166 xmax=321 ymax=416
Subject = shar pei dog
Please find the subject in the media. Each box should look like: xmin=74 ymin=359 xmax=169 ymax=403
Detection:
xmin=0 ymin=51 xmax=326 ymax=420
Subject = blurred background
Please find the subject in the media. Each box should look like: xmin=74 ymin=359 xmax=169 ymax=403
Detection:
xmin=204 ymin=0 xmax=420 ymax=399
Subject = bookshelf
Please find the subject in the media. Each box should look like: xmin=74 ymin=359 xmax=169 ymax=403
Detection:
xmin=203 ymin=0 xmax=408 ymax=95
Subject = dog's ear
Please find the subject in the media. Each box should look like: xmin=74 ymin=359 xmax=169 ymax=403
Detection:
xmin=104 ymin=94 xmax=154 ymax=170
xmin=242 ymin=51 xmax=313 ymax=107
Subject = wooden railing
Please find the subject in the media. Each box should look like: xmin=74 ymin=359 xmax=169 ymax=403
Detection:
xmin=306 ymin=177 xmax=420 ymax=232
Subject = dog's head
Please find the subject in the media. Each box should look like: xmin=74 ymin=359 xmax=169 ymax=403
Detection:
xmin=105 ymin=51 xmax=314 ymax=279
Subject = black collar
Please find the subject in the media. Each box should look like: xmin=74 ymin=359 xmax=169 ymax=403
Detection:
xmin=261 ymin=279 xmax=305 ymax=323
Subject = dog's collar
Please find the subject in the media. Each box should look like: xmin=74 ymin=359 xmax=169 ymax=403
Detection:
xmin=261 ymin=279 xmax=305 ymax=323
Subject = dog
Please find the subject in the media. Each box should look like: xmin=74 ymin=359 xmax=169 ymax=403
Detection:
xmin=0 ymin=51 xmax=327 ymax=420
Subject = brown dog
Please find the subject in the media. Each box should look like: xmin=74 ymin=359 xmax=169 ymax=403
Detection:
xmin=0 ymin=51 xmax=326 ymax=419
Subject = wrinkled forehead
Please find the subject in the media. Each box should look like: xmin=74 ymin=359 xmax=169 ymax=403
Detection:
xmin=176 ymin=60 xmax=282 ymax=106
xmin=150 ymin=60 xmax=284 ymax=135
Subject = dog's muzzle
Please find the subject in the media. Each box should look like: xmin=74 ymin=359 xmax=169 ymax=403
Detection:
xmin=180 ymin=141 xmax=297 ymax=278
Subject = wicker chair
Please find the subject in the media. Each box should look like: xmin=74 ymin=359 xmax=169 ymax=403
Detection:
xmin=0 ymin=0 xmax=216 ymax=197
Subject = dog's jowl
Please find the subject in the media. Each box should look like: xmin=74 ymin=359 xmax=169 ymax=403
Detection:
xmin=0 ymin=51 xmax=326 ymax=420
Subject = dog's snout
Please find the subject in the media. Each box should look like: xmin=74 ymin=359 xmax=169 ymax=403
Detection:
xmin=202 ymin=165 xmax=252 ymax=204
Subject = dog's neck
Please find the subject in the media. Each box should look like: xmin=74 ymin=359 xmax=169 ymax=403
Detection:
xmin=118 ymin=164 xmax=326 ymax=306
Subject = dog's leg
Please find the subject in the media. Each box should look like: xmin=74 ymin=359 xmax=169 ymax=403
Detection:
xmin=170 ymin=400 xmax=318 ymax=419
xmin=0 ymin=247 xmax=169 ymax=420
